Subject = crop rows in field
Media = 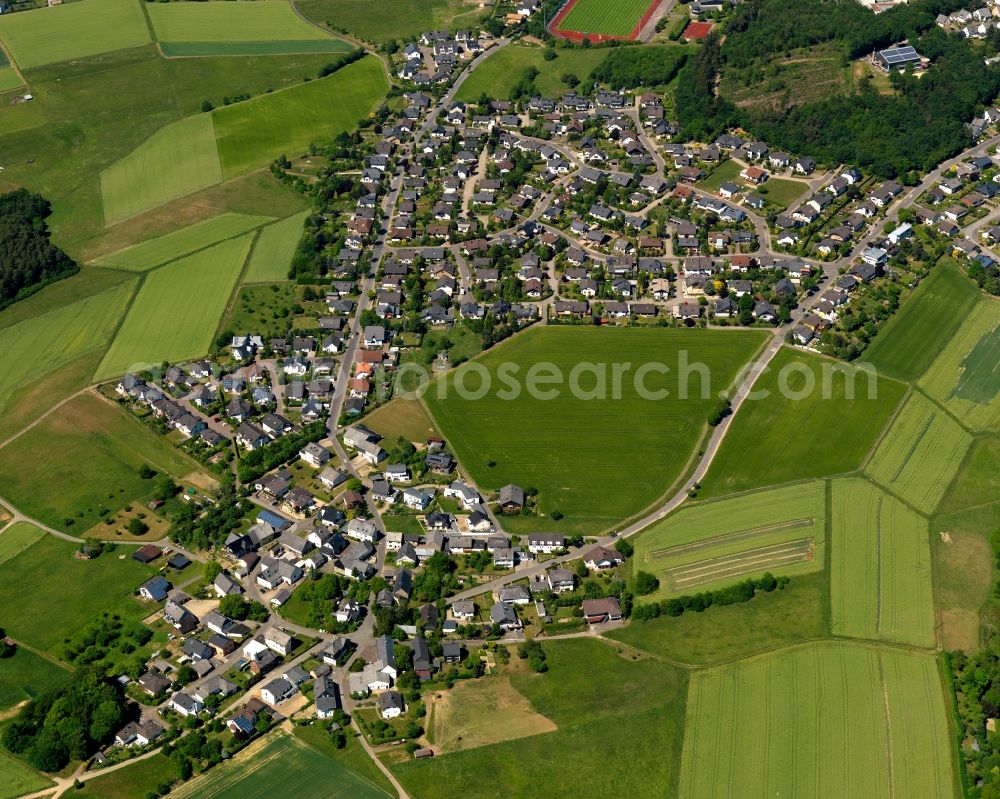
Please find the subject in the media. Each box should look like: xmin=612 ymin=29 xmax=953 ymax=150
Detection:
xmin=100 ymin=113 xmax=223 ymax=227
xmin=0 ymin=280 xmax=136 ymax=415
xmin=679 ymin=642 xmax=955 ymax=798
xmin=864 ymin=391 xmax=971 ymax=513
xmin=244 ymin=211 xmax=309 ymax=282
xmin=633 ymin=481 xmax=826 ymax=598
xmin=865 ymin=261 xmax=980 ymax=382
xmin=0 ymin=0 xmax=149 ymax=71
xmin=95 ymin=213 xmax=273 ymax=272
xmin=556 ymin=0 xmax=654 ymax=37
xmin=665 ymin=538 xmax=814 ymax=592
xmin=830 ymin=477 xmax=935 ymax=648
xmin=96 ymin=234 xmax=253 ymax=380
xmin=919 ymin=296 xmax=1000 ymax=432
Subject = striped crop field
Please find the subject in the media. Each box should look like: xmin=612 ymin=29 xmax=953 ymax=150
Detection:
xmin=632 ymin=481 xmax=826 ymax=598
xmin=243 ymin=211 xmax=309 ymax=282
xmin=556 ymin=0 xmax=656 ymax=38
xmin=100 ymin=113 xmax=223 ymax=227
xmin=96 ymin=235 xmax=254 ymax=380
xmin=918 ymin=294 xmax=1000 ymax=432
xmin=864 ymin=391 xmax=971 ymax=513
xmin=94 ymin=213 xmax=273 ymax=272
xmin=679 ymin=642 xmax=956 ymax=798
xmin=830 ymin=477 xmax=935 ymax=648
xmin=865 ymin=260 xmax=980 ymax=382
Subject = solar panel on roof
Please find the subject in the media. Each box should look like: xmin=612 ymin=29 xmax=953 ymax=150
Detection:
xmin=880 ymin=46 xmax=919 ymax=64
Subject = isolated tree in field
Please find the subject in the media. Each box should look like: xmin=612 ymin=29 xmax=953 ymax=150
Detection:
xmin=633 ymin=571 xmax=660 ymax=596
xmin=138 ymin=464 xmax=155 ymax=480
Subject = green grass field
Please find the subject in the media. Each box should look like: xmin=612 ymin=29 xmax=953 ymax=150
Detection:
xmin=757 ymin=177 xmax=807 ymax=209
xmin=159 ymin=40 xmax=352 ymax=56
xmin=918 ymin=295 xmax=1000 ymax=431
xmin=213 ymin=55 xmax=388 ymax=179
xmin=362 ymin=397 xmax=439 ymax=443
xmin=866 ymin=261 xmax=981 ymax=383
xmin=0 ymin=646 xmax=72 ymax=711
xmin=170 ymin=730 xmax=392 ymax=799
xmin=95 ymin=212 xmax=273 ymax=271
xmin=424 ymin=327 xmax=767 ymax=534
xmin=0 ymin=0 xmax=150 ymax=71
xmin=679 ymin=642 xmax=955 ymax=798
xmin=607 ymin=570 xmax=829 ymax=664
xmin=73 ymin=753 xmax=179 ymax=799
xmin=939 ymin=435 xmax=1000 ymax=515
xmin=296 ymin=0 xmax=486 ymax=43
xmin=97 ymin=234 xmax=253 ymax=379
xmin=0 ymin=66 xmax=23 ymax=93
xmin=395 ymin=638 xmax=688 ymax=799
xmin=100 ymin=113 xmax=224 ymax=227
xmin=243 ymin=211 xmax=309 ymax=282
xmin=0 ymin=522 xmax=45 ymax=566
xmin=699 ymin=347 xmax=905 ymax=498
xmin=0 ymin=278 xmax=136 ymax=418
xmin=864 ymin=391 xmax=972 ymax=514
xmin=830 ymin=477 xmax=935 ymax=648
xmin=558 ymin=0 xmax=653 ymax=36
xmin=0 ymin=394 xmax=206 ymax=533
xmin=0 ymin=751 xmax=52 ymax=799
xmin=697 ymin=159 xmax=742 ymax=193
xmin=633 ymin=481 xmax=826 ymax=598
xmin=148 ymin=1 xmax=334 ymax=41
xmin=0 ymin=528 xmax=155 ymax=651
xmin=454 ymin=45 xmax=611 ymax=101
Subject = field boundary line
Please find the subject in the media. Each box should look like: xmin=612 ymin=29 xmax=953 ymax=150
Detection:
xmin=0 ymin=39 xmax=26 ymax=91
xmin=878 ymin=654 xmax=895 ymax=799
xmin=874 ymin=494 xmax=884 ymax=635
xmin=7 ymin=637 xmax=74 ymax=672
xmin=857 ymin=474 xmax=929 ymax=520
xmin=649 ymin=518 xmax=816 ymax=558
xmin=0 ymin=385 xmax=90 ymax=453
xmin=90 ymin=274 xmax=145 ymax=383
xmin=935 ymin=497 xmax=1000 ymax=518
xmin=214 ymin=228 xmax=263 ymax=345
xmin=858 ymin=383 xmax=911 ymax=473
xmin=913 ymin=384 xmax=975 ymax=435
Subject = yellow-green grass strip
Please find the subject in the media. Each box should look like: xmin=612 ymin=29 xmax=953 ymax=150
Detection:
xmin=830 ymin=477 xmax=935 ymax=648
xmin=147 ymin=0 xmax=333 ymax=42
xmin=0 ymin=65 xmax=23 ymax=93
xmin=213 ymin=54 xmax=387 ymax=179
xmin=864 ymin=390 xmax=972 ymax=514
xmin=94 ymin=212 xmax=273 ymax=272
xmin=243 ymin=211 xmax=309 ymax=282
xmin=679 ymin=642 xmax=955 ymax=798
xmin=0 ymin=0 xmax=150 ymax=71
xmin=100 ymin=113 xmax=223 ymax=227
xmin=159 ymin=39 xmax=353 ymax=56
xmin=96 ymin=234 xmax=253 ymax=379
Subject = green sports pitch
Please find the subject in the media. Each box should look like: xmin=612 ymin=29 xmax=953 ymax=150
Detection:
xmin=553 ymin=0 xmax=657 ymax=39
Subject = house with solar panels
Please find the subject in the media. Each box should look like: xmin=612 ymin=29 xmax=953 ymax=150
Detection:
xmin=874 ymin=45 xmax=923 ymax=72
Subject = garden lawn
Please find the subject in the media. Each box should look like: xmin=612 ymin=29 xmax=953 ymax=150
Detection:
xmin=0 ymin=278 xmax=136 ymax=419
xmin=864 ymin=391 xmax=971 ymax=514
xmin=0 ymin=647 xmax=72 ymax=711
xmin=697 ymin=159 xmax=742 ymax=193
xmin=0 ymin=751 xmax=51 ymax=799
xmin=95 ymin=212 xmax=272 ymax=271
xmin=96 ymin=234 xmax=254 ymax=379
xmin=295 ymin=0 xmax=486 ymax=43
xmin=679 ymin=642 xmax=955 ymax=799
xmin=830 ymin=477 xmax=935 ymax=648
xmin=699 ymin=347 xmax=905 ymax=498
xmin=0 ymin=394 xmax=206 ymax=533
xmin=100 ymin=113 xmax=224 ymax=226
xmin=454 ymin=45 xmax=611 ymax=101
xmin=213 ymin=55 xmax=388 ymax=179
xmin=0 ymin=0 xmax=149 ymax=70
xmin=866 ymin=260 xmax=980 ymax=383
xmin=424 ymin=327 xmax=766 ymax=534
xmin=169 ymin=730 xmax=392 ymax=799
xmin=0 ymin=531 xmax=156 ymax=651
xmin=607 ymin=570 xmax=829 ymax=664
xmin=362 ymin=397 xmax=438 ymax=443
xmin=558 ymin=0 xmax=654 ymax=37
xmin=757 ymin=176 xmax=806 ymax=209
xmin=918 ymin=293 xmax=1000 ymax=431
xmin=632 ymin=481 xmax=826 ymax=599
xmin=244 ymin=211 xmax=309 ymax=282
xmin=395 ymin=638 xmax=688 ymax=799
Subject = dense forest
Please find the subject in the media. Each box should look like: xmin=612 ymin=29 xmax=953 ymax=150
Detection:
xmin=2 ymin=668 xmax=127 ymax=771
xmin=589 ymin=46 xmax=689 ymax=90
xmin=0 ymin=189 xmax=77 ymax=309
xmin=676 ymin=0 xmax=1000 ymax=177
